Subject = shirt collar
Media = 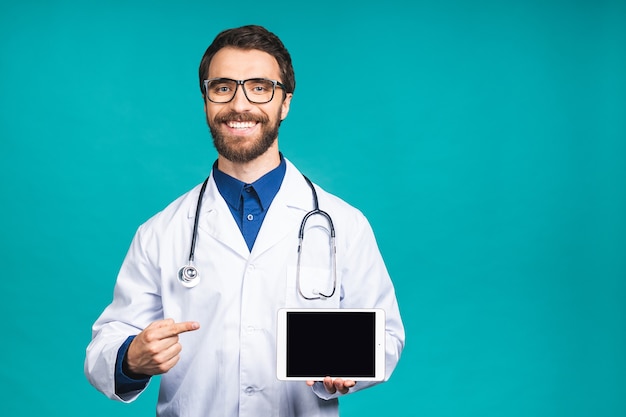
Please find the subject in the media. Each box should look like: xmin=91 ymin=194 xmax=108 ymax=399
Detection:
xmin=212 ymin=154 xmax=287 ymax=211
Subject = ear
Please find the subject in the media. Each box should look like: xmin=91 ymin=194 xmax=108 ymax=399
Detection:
xmin=280 ymin=93 xmax=293 ymax=121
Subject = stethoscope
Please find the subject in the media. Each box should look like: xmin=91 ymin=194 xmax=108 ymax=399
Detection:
xmin=178 ymin=174 xmax=337 ymax=300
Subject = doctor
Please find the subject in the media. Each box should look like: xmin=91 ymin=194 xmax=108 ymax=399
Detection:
xmin=85 ymin=25 xmax=405 ymax=417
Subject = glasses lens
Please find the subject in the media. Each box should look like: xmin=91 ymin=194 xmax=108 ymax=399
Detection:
xmin=205 ymin=79 xmax=237 ymax=103
xmin=243 ymin=79 xmax=275 ymax=103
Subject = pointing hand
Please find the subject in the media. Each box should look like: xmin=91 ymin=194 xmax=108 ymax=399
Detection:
xmin=126 ymin=319 xmax=200 ymax=376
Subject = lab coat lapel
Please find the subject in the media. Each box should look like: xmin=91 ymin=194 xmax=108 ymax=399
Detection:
xmin=250 ymin=161 xmax=312 ymax=259
xmin=192 ymin=175 xmax=250 ymax=259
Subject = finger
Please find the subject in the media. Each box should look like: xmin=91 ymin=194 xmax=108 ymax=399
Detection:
xmin=334 ymin=378 xmax=355 ymax=394
xmin=150 ymin=321 xmax=200 ymax=340
xmin=306 ymin=380 xmax=315 ymax=387
xmin=323 ymin=376 xmax=336 ymax=394
xmin=151 ymin=349 xmax=182 ymax=375
xmin=170 ymin=321 xmax=201 ymax=335
xmin=138 ymin=338 xmax=184 ymax=375
xmin=333 ymin=378 xmax=345 ymax=390
xmin=153 ymin=341 xmax=183 ymax=366
xmin=335 ymin=379 xmax=355 ymax=388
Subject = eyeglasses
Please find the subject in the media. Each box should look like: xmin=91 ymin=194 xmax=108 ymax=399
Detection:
xmin=203 ymin=78 xmax=286 ymax=104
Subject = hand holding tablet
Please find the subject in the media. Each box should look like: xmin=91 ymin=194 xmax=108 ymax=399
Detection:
xmin=306 ymin=377 xmax=356 ymax=394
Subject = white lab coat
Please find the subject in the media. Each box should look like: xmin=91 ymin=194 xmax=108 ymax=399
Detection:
xmin=85 ymin=159 xmax=405 ymax=417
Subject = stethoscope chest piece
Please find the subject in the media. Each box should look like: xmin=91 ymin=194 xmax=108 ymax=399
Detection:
xmin=178 ymin=265 xmax=200 ymax=288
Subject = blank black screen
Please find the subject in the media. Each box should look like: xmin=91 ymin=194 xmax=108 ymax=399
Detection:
xmin=286 ymin=311 xmax=376 ymax=377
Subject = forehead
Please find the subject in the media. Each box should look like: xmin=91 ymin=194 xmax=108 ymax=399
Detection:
xmin=208 ymin=47 xmax=281 ymax=80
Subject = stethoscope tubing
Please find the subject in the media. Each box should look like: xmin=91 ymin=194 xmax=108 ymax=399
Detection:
xmin=179 ymin=173 xmax=337 ymax=298
xmin=189 ymin=176 xmax=210 ymax=263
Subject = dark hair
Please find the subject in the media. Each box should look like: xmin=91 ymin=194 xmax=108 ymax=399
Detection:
xmin=198 ymin=25 xmax=295 ymax=96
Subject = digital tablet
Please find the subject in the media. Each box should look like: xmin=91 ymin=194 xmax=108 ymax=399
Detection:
xmin=276 ymin=308 xmax=386 ymax=381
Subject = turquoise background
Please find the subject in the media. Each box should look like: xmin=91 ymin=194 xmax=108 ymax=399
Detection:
xmin=1 ymin=0 xmax=625 ymax=416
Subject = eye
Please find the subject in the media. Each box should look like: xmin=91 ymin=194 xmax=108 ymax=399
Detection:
xmin=207 ymin=80 xmax=235 ymax=95
xmin=214 ymin=84 xmax=232 ymax=94
xmin=246 ymin=80 xmax=274 ymax=95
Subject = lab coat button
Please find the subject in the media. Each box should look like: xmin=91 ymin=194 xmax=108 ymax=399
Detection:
xmin=244 ymin=386 xmax=255 ymax=395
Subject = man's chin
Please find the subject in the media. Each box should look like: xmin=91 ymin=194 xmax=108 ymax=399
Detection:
xmin=209 ymin=122 xmax=279 ymax=164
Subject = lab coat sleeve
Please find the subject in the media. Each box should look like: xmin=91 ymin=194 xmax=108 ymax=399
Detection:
xmin=84 ymin=223 xmax=163 ymax=402
xmin=312 ymin=209 xmax=405 ymax=400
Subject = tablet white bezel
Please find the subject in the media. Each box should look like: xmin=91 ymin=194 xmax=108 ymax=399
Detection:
xmin=276 ymin=308 xmax=386 ymax=381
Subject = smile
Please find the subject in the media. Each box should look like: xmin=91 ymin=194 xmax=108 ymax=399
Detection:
xmin=227 ymin=121 xmax=258 ymax=129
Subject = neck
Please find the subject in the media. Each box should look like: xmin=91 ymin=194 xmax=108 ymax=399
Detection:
xmin=217 ymin=143 xmax=281 ymax=183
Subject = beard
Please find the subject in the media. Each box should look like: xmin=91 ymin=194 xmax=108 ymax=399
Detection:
xmin=207 ymin=109 xmax=281 ymax=163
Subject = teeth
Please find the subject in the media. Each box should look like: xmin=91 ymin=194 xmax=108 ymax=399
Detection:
xmin=227 ymin=121 xmax=256 ymax=129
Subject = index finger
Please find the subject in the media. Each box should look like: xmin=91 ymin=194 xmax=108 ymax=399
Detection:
xmin=169 ymin=321 xmax=200 ymax=336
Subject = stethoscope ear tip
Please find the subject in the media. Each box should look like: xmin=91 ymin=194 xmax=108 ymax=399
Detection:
xmin=178 ymin=265 xmax=201 ymax=288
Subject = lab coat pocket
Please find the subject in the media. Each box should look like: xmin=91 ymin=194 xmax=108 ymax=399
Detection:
xmin=286 ymin=265 xmax=340 ymax=307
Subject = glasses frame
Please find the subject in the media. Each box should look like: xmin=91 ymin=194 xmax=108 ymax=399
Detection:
xmin=203 ymin=78 xmax=286 ymax=104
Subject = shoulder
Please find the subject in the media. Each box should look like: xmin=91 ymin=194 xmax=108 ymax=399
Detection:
xmin=314 ymin=182 xmax=369 ymax=228
xmin=284 ymin=159 xmax=370 ymax=232
xmin=135 ymin=180 xmax=207 ymax=240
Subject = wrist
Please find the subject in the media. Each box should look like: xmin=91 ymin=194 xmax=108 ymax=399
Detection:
xmin=122 ymin=339 xmax=148 ymax=380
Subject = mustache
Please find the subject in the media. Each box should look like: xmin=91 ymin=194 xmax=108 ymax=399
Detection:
xmin=214 ymin=111 xmax=269 ymax=124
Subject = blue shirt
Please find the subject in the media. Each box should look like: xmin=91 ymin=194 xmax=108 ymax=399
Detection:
xmin=114 ymin=156 xmax=287 ymax=395
xmin=212 ymin=156 xmax=286 ymax=251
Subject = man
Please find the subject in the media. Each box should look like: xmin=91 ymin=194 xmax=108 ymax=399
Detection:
xmin=85 ymin=25 xmax=404 ymax=416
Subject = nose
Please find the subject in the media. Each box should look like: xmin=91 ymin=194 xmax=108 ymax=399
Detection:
xmin=229 ymin=84 xmax=253 ymax=112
